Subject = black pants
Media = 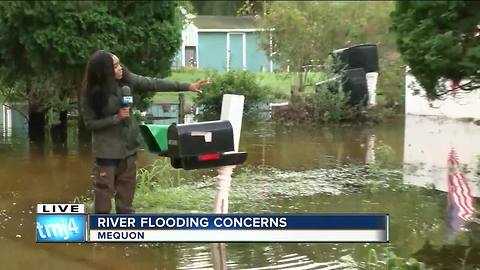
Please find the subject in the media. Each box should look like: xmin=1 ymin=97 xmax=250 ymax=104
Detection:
xmin=91 ymin=154 xmax=137 ymax=214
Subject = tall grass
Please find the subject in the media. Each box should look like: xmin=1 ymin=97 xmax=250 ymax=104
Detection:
xmin=136 ymin=159 xmax=182 ymax=189
xmin=134 ymin=159 xmax=214 ymax=212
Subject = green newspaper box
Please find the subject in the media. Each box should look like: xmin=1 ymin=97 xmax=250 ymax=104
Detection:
xmin=139 ymin=124 xmax=169 ymax=157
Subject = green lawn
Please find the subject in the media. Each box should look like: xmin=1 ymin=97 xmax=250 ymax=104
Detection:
xmin=152 ymin=69 xmax=210 ymax=105
xmin=153 ymin=68 xmax=325 ymax=105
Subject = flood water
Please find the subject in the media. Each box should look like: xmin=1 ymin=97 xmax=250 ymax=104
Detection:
xmin=0 ymin=111 xmax=479 ymax=269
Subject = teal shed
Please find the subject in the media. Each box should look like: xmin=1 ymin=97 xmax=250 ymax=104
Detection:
xmin=173 ymin=16 xmax=276 ymax=72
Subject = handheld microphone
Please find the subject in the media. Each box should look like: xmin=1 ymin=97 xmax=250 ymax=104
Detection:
xmin=120 ymin=85 xmax=133 ymax=107
xmin=120 ymin=86 xmax=133 ymax=127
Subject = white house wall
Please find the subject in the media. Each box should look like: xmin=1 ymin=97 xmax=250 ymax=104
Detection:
xmin=178 ymin=23 xmax=199 ymax=67
xmin=405 ymin=69 xmax=480 ymax=119
xmin=182 ymin=23 xmax=198 ymax=47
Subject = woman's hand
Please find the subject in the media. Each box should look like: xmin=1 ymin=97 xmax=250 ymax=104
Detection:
xmin=117 ymin=107 xmax=130 ymax=119
xmin=188 ymin=79 xmax=209 ymax=95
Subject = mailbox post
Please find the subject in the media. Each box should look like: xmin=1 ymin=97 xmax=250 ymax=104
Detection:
xmin=210 ymin=95 xmax=244 ymax=270
xmin=214 ymin=94 xmax=244 ymax=214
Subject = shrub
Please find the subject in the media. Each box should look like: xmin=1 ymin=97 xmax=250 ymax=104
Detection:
xmin=366 ymin=248 xmax=426 ymax=270
xmin=376 ymin=57 xmax=405 ymax=112
xmin=195 ymin=71 xmax=272 ymax=119
xmin=272 ymin=83 xmax=356 ymax=124
xmin=271 ymin=99 xmax=310 ymax=126
xmin=306 ymin=86 xmax=351 ymax=123
xmin=273 ymin=87 xmax=385 ymax=125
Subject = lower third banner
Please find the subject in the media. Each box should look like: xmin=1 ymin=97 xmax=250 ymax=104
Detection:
xmin=88 ymin=214 xmax=389 ymax=243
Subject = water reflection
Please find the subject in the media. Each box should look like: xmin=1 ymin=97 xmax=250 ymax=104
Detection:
xmin=446 ymin=148 xmax=476 ymax=239
xmin=403 ymin=115 xmax=480 ymax=197
xmin=402 ymin=115 xmax=479 ymax=238
xmin=176 ymin=243 xmax=356 ymax=270
xmin=403 ymin=115 xmax=480 ymax=268
xmin=0 ymin=105 xmax=28 ymax=150
xmin=1 ymin=105 xmax=13 ymax=143
xmin=241 ymin=119 xmax=404 ymax=170
xmin=211 ymin=243 xmax=227 ymax=270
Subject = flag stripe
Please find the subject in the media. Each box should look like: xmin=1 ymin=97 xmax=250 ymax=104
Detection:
xmin=447 ymin=148 xmax=475 ymax=222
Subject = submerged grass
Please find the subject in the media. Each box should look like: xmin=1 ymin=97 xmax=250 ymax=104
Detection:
xmin=364 ymin=248 xmax=426 ymax=270
xmin=132 ymin=161 xmax=405 ymax=213
xmin=77 ymin=160 xmax=406 ymax=213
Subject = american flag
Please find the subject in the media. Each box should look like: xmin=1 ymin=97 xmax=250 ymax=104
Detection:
xmin=447 ymin=148 xmax=475 ymax=233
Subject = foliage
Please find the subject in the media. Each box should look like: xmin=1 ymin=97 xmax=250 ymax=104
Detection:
xmin=164 ymin=69 xmax=322 ymax=101
xmin=191 ymin=0 xmax=244 ymax=16
xmin=178 ymin=1 xmax=196 ymax=16
xmin=306 ymin=81 xmax=350 ymax=123
xmin=0 ymin=1 xmax=184 ymax=113
xmin=194 ymin=71 xmax=272 ymax=119
xmin=366 ymin=248 xmax=426 ymax=270
xmin=376 ymin=57 xmax=405 ymax=111
xmin=273 ymin=61 xmax=380 ymax=124
xmin=272 ymin=88 xmax=365 ymax=125
xmin=274 ymin=88 xmax=391 ymax=125
xmin=271 ymin=51 xmax=404 ymax=125
xmin=155 ymin=69 xmax=305 ymax=113
xmin=258 ymin=2 xmax=395 ymax=94
xmin=270 ymin=100 xmax=310 ymax=126
xmin=237 ymin=0 xmax=268 ymax=16
xmin=390 ymin=1 xmax=480 ymax=100
xmin=374 ymin=140 xmax=396 ymax=167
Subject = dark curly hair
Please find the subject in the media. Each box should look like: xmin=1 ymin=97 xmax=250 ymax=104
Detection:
xmin=82 ymin=50 xmax=117 ymax=118
xmin=82 ymin=50 xmax=134 ymax=118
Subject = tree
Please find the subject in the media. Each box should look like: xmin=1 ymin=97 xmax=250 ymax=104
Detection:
xmin=258 ymin=2 xmax=394 ymax=97
xmin=0 ymin=1 xmax=184 ymax=142
xmin=390 ymin=1 xmax=480 ymax=100
xmin=190 ymin=0 xmax=244 ymax=16
xmin=237 ymin=0 xmax=268 ymax=16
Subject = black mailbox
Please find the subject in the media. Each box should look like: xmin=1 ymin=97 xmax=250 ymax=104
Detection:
xmin=315 ymin=69 xmax=368 ymax=106
xmin=167 ymin=120 xmax=247 ymax=170
xmin=343 ymin=68 xmax=369 ymax=106
xmin=332 ymin=44 xmax=379 ymax=73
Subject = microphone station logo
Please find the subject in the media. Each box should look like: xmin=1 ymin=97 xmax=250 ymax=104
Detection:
xmin=122 ymin=96 xmax=133 ymax=105
xmin=36 ymin=204 xmax=86 ymax=243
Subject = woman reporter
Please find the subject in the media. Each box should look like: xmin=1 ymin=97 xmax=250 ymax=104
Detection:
xmin=81 ymin=50 xmax=207 ymax=214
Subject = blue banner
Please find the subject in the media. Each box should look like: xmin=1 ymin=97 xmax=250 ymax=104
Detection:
xmin=89 ymin=214 xmax=387 ymax=230
xmin=36 ymin=214 xmax=86 ymax=242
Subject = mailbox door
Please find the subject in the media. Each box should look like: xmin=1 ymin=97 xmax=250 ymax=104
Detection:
xmin=168 ymin=120 xmax=235 ymax=158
